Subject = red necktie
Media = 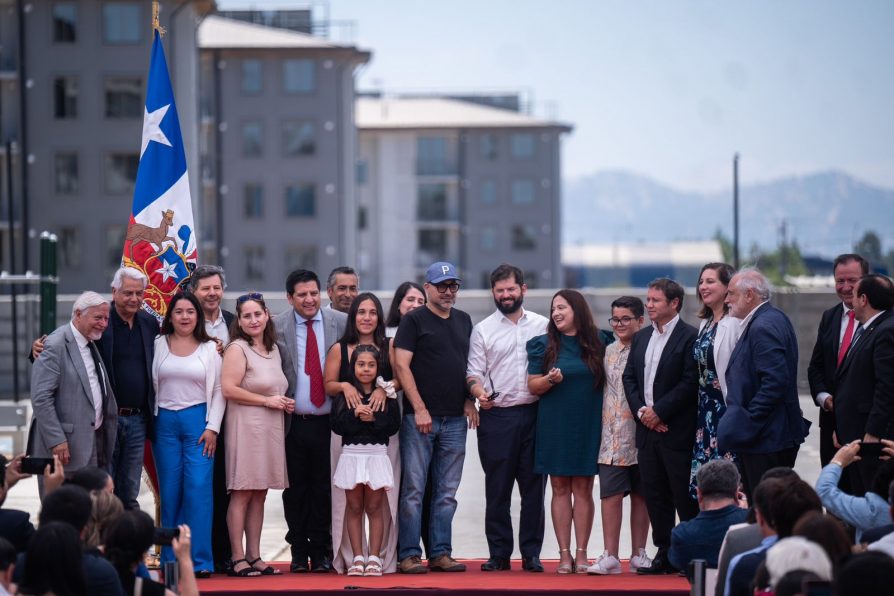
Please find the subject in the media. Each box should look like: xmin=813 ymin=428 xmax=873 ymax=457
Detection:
xmin=304 ymin=320 xmax=326 ymax=408
xmin=837 ymin=310 xmax=856 ymax=367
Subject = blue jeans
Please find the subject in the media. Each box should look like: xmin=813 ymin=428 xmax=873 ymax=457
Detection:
xmin=398 ymin=414 xmax=467 ymax=560
xmin=153 ymin=405 xmax=214 ymax=571
xmin=110 ymin=415 xmax=147 ymax=510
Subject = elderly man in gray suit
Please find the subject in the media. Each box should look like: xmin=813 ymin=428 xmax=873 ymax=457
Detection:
xmin=274 ymin=269 xmax=347 ymax=573
xmin=30 ymin=291 xmax=118 ymax=492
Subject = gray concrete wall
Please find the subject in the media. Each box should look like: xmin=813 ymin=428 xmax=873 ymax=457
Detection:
xmin=0 ymin=287 xmax=840 ymax=399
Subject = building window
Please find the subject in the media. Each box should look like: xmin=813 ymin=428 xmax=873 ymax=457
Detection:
xmin=357 ymin=206 xmax=368 ymax=230
xmin=480 ymin=225 xmax=497 ymax=251
xmin=244 ymin=184 xmax=263 ymax=219
xmin=104 ymin=77 xmax=142 ymax=119
xmin=242 ymin=122 xmax=263 ymax=157
xmin=102 ymin=3 xmax=141 ymax=45
xmin=53 ymin=76 xmax=78 ymax=119
xmin=525 ymin=270 xmax=539 ymax=289
xmin=241 ymin=59 xmax=263 ymax=94
xmin=511 ymin=179 xmax=535 ymax=204
xmin=285 ymin=245 xmax=317 ymax=272
xmin=480 ymin=180 xmax=496 ymax=205
xmin=355 ymin=160 xmax=368 ymax=185
xmin=52 ymin=3 xmax=77 ymax=43
xmin=245 ymin=245 xmax=265 ymax=281
xmin=283 ymin=59 xmax=315 ymax=94
xmin=285 ymin=184 xmax=315 ymax=217
xmin=512 ymin=224 xmax=538 ymax=251
xmin=480 ymin=134 xmax=497 ymax=160
xmin=59 ymin=226 xmax=82 ymax=268
xmin=510 ymin=133 xmax=536 ymax=159
xmin=418 ymin=229 xmax=447 ymax=256
xmin=417 ymin=184 xmax=449 ymax=221
xmin=54 ymin=152 xmax=78 ymax=194
xmin=104 ymin=152 xmax=139 ymax=195
xmin=416 ymin=136 xmax=453 ymax=176
xmin=282 ymin=121 xmax=315 ymax=156
xmin=105 ymin=225 xmax=126 ymax=277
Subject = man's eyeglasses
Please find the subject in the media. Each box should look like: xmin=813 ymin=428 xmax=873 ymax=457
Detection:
xmin=237 ymin=292 xmax=264 ymax=304
xmin=608 ymin=316 xmax=637 ymax=327
xmin=434 ymin=282 xmax=461 ymax=294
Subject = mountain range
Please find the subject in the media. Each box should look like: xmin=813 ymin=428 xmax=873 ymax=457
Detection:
xmin=562 ymin=170 xmax=894 ymax=258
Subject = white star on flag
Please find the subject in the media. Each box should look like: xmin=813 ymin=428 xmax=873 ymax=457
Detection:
xmin=141 ymin=103 xmax=172 ymax=157
xmin=155 ymin=258 xmax=179 ymax=283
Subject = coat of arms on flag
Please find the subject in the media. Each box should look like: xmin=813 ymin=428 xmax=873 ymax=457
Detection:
xmin=123 ymin=28 xmax=197 ymax=320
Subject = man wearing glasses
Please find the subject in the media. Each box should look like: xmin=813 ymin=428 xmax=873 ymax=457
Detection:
xmin=394 ymin=261 xmax=474 ymax=574
xmin=465 ymin=264 xmax=549 ymax=573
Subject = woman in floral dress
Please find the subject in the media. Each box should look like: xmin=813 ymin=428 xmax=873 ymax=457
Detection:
xmin=688 ymin=263 xmax=742 ymax=498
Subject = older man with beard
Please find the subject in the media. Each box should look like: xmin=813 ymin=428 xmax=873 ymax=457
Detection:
xmin=394 ymin=261 xmax=475 ymax=574
xmin=466 ymin=264 xmax=549 ymax=572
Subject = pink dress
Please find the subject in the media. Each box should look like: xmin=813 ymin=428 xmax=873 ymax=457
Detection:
xmin=224 ymin=340 xmax=289 ymax=491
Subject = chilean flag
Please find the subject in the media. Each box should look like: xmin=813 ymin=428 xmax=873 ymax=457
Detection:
xmin=122 ymin=29 xmax=198 ymax=321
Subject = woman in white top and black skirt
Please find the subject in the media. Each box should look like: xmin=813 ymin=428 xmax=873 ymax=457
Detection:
xmin=152 ymin=292 xmax=226 ymax=577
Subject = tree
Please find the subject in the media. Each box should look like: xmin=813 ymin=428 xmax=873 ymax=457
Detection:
xmin=854 ymin=231 xmax=883 ymax=263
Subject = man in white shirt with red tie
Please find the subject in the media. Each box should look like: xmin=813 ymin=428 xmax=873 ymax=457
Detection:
xmin=466 ymin=264 xmax=549 ymax=573
xmin=807 ymin=254 xmax=869 ymax=471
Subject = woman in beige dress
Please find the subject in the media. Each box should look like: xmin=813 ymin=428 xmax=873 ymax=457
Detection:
xmin=221 ymin=292 xmax=295 ymax=577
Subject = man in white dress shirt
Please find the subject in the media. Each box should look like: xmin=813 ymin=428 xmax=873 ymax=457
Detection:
xmin=466 ymin=264 xmax=549 ymax=573
xmin=30 ymin=292 xmax=118 ymax=491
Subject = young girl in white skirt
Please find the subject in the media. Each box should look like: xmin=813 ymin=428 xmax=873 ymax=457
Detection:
xmin=331 ymin=344 xmax=401 ymax=576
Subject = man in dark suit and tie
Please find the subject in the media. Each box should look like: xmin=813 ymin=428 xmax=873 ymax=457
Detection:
xmin=807 ymin=254 xmax=869 ymax=467
xmin=834 ymin=273 xmax=894 ymax=493
xmin=623 ymin=277 xmax=699 ymax=574
xmin=274 ymin=269 xmax=347 ymax=573
xmin=30 ymin=292 xmax=119 ymax=492
xmin=718 ymin=268 xmax=809 ymax=501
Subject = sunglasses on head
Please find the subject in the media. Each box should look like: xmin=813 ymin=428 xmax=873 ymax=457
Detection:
xmin=237 ymin=292 xmax=264 ymax=304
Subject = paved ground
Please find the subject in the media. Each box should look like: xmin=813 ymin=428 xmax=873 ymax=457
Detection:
xmin=7 ymin=396 xmax=822 ymax=562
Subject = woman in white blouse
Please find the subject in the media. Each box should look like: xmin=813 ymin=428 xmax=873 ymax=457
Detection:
xmin=152 ymin=291 xmax=226 ymax=577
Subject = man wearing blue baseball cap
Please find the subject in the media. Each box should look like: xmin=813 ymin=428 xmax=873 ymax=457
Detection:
xmin=394 ymin=261 xmax=475 ymax=573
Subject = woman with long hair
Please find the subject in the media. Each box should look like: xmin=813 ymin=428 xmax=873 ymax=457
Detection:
xmin=105 ymin=511 xmax=199 ymax=596
xmin=17 ymin=522 xmax=86 ymax=596
xmin=385 ymin=282 xmax=426 ymax=337
xmin=324 ymin=292 xmax=401 ymax=573
xmin=152 ymin=291 xmax=226 ymax=576
xmin=221 ymin=292 xmax=294 ymax=577
xmin=688 ymin=262 xmax=740 ymax=498
xmin=526 ymin=289 xmax=606 ymax=573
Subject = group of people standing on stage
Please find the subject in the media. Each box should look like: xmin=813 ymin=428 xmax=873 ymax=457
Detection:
xmin=25 ymin=252 xmax=894 ymax=582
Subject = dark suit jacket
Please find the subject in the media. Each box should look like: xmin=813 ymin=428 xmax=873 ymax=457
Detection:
xmin=0 ymin=508 xmax=35 ymax=552
xmin=718 ymin=303 xmax=808 ymax=454
xmin=834 ymin=310 xmax=894 ymax=442
xmin=96 ymin=305 xmax=158 ymax=431
xmin=623 ymin=318 xmax=699 ymax=450
xmin=807 ymin=303 xmax=844 ymax=431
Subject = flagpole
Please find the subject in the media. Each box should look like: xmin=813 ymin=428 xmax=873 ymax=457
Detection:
xmin=152 ymin=0 xmax=166 ymax=36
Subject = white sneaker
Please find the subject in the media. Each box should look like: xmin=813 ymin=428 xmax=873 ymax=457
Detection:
xmin=629 ymin=548 xmax=652 ymax=571
xmin=586 ymin=551 xmax=622 ymax=575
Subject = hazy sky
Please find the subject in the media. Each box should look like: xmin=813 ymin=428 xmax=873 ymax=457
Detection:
xmin=217 ymin=0 xmax=894 ymax=193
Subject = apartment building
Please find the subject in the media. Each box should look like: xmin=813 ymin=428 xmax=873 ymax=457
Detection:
xmin=355 ymin=95 xmax=572 ymax=290
xmin=197 ymin=15 xmax=370 ymax=289
xmin=0 ymin=0 xmax=210 ymax=292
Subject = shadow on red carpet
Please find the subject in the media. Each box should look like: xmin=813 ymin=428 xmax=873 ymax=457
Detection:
xmin=195 ymin=559 xmax=689 ymax=595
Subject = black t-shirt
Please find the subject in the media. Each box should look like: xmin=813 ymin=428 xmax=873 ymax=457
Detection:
xmin=394 ymin=306 xmax=472 ymax=417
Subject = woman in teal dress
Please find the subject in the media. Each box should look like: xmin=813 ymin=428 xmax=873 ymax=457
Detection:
xmin=527 ymin=289 xmax=606 ymax=574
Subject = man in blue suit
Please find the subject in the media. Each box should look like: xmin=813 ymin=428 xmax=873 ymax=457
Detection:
xmin=717 ymin=268 xmax=809 ymax=501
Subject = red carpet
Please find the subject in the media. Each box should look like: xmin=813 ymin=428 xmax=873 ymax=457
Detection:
xmin=196 ymin=559 xmax=689 ymax=595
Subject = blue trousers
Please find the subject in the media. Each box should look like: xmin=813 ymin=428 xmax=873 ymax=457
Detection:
xmin=154 ymin=405 xmax=214 ymax=570
xmin=398 ymin=414 xmax=467 ymax=561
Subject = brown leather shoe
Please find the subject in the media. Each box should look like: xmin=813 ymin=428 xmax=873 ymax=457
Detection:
xmin=429 ymin=555 xmax=467 ymax=572
xmin=398 ymin=556 xmax=428 ymax=574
